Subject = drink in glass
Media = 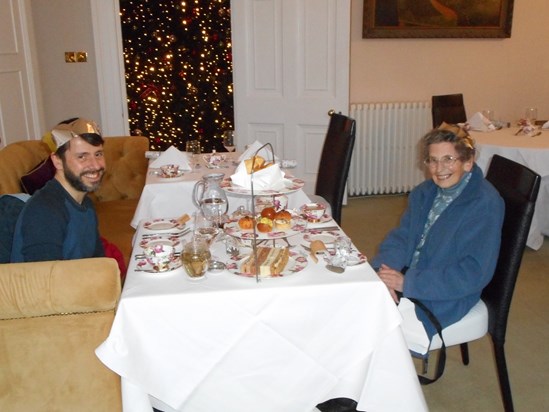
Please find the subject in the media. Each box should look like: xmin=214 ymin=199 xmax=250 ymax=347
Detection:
xmin=181 ymin=237 xmax=211 ymax=279
xmin=222 ymin=130 xmax=235 ymax=152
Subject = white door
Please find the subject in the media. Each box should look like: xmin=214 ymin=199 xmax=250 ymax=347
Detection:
xmin=0 ymin=0 xmax=42 ymax=147
xmin=231 ymin=0 xmax=350 ymax=193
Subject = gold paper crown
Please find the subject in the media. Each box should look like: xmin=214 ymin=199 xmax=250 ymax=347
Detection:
xmin=437 ymin=121 xmax=475 ymax=150
xmin=51 ymin=118 xmax=101 ymax=149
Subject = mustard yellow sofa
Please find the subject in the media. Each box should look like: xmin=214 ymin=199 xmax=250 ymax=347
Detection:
xmin=0 ymin=136 xmax=149 ymax=262
xmin=0 ymin=258 xmax=122 ymax=411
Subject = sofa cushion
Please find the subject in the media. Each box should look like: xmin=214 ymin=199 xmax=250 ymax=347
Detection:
xmin=0 ymin=258 xmax=122 ymax=410
xmin=20 ymin=156 xmax=56 ymax=195
xmin=90 ymin=136 xmax=149 ymax=202
xmin=0 ymin=140 xmax=51 ymax=195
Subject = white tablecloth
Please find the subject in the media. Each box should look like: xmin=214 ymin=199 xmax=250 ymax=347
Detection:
xmin=96 ymin=222 xmax=427 ymax=412
xmin=131 ymin=153 xmax=310 ymax=228
xmin=471 ymin=128 xmax=549 ymax=250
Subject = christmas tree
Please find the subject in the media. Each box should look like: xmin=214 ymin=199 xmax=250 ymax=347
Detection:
xmin=120 ymin=0 xmax=233 ymax=152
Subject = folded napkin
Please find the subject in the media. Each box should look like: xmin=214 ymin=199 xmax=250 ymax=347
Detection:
xmin=230 ymin=161 xmax=289 ymax=191
xmin=238 ymin=140 xmax=279 ymax=163
xmin=149 ymin=146 xmax=191 ymax=170
xmin=542 ymin=120 xmax=549 ymax=129
xmin=466 ymin=112 xmax=496 ymax=132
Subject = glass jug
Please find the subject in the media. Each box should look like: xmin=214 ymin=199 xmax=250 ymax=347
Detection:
xmin=192 ymin=173 xmax=229 ymax=225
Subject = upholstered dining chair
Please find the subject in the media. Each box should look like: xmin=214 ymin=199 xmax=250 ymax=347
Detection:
xmin=312 ymin=110 xmax=356 ymax=225
xmin=409 ymin=154 xmax=540 ymax=412
xmin=431 ymin=94 xmax=467 ymax=128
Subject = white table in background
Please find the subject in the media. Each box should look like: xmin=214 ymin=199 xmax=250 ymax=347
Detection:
xmin=96 ymin=221 xmax=427 ymax=412
xmin=471 ymin=128 xmax=549 ymax=250
xmin=131 ymin=153 xmax=310 ymax=228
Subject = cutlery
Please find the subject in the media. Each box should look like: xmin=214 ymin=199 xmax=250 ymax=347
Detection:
xmin=134 ymin=252 xmax=182 ymax=260
xmin=306 ymin=226 xmax=340 ymax=232
xmin=142 ymin=228 xmax=191 ymax=238
xmin=531 ymin=131 xmax=542 ymax=137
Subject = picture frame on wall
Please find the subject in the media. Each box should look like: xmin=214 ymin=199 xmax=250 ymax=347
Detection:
xmin=363 ymin=0 xmax=515 ymax=39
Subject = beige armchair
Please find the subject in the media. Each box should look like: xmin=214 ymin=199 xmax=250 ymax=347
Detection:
xmin=0 ymin=258 xmax=122 ymax=411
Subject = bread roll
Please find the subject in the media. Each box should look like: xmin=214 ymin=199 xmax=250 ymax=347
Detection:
xmin=244 ymin=156 xmax=266 ymax=174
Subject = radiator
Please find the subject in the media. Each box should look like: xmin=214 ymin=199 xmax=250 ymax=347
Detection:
xmin=348 ymin=101 xmax=431 ymax=196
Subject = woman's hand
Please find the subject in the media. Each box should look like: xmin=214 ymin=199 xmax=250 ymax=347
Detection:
xmin=377 ymin=264 xmax=404 ymax=303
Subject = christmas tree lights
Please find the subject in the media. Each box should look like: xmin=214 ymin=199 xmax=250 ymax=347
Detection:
xmin=120 ymin=0 xmax=234 ymax=152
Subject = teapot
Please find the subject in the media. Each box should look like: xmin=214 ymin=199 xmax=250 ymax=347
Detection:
xmin=192 ymin=173 xmax=229 ymax=224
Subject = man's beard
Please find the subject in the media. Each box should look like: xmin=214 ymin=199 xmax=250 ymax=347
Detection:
xmin=64 ymin=166 xmax=104 ymax=193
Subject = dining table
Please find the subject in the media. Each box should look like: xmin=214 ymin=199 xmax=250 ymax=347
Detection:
xmin=131 ymin=152 xmax=311 ymax=228
xmin=470 ymin=127 xmax=549 ymax=250
xmin=96 ymin=212 xmax=427 ymax=411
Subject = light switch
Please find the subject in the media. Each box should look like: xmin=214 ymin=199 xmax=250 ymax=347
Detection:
xmin=65 ymin=52 xmax=88 ymax=63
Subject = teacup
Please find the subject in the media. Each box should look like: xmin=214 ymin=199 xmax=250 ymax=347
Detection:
xmin=301 ymin=202 xmax=326 ymax=222
xmin=160 ymin=164 xmax=180 ymax=178
xmin=203 ymin=153 xmax=226 ymax=168
xmin=144 ymin=244 xmax=176 ymax=272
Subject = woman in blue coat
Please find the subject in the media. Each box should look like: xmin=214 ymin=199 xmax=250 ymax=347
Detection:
xmin=371 ymin=123 xmax=504 ymax=353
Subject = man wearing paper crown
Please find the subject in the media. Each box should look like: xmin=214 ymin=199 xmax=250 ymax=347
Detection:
xmin=11 ymin=118 xmax=106 ymax=262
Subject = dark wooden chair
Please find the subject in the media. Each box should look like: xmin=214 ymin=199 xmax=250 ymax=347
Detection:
xmin=431 ymin=94 xmax=467 ymax=128
xmin=313 ymin=111 xmax=356 ymax=225
xmin=410 ymin=154 xmax=540 ymax=412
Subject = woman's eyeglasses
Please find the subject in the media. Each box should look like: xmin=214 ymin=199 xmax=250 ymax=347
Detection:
xmin=424 ymin=155 xmax=461 ymax=168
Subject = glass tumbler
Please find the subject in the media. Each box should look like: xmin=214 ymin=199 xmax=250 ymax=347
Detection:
xmin=525 ymin=107 xmax=537 ymax=125
xmin=181 ymin=237 xmax=211 ymax=279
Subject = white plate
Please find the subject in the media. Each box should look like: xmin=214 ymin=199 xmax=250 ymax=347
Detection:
xmin=220 ymin=177 xmax=305 ymax=196
xmin=302 ymin=232 xmax=338 ymax=244
xmin=135 ymin=258 xmax=182 ymax=273
xmin=143 ymin=219 xmax=186 ymax=231
xmin=226 ymin=250 xmax=308 ymax=278
xmin=139 ymin=237 xmax=181 ymax=249
xmin=224 ymin=217 xmax=307 ymax=240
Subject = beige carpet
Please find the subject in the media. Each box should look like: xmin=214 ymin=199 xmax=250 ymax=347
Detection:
xmin=341 ymin=195 xmax=549 ymax=412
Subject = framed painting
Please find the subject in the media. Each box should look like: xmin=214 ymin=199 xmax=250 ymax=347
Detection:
xmin=363 ymin=0 xmax=515 ymax=39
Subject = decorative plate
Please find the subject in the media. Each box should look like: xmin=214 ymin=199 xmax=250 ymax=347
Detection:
xmin=302 ymin=231 xmax=339 ymax=244
xmin=135 ymin=258 xmax=182 ymax=273
xmin=301 ymin=213 xmax=333 ymax=224
xmin=227 ymin=250 xmax=308 ymax=278
xmin=224 ymin=217 xmax=307 ymax=240
xmin=139 ymin=237 xmax=181 ymax=249
xmin=143 ymin=218 xmax=186 ymax=231
xmin=220 ymin=177 xmax=305 ymax=196
xmin=158 ymin=170 xmax=185 ymax=179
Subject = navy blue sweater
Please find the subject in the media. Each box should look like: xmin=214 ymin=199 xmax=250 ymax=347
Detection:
xmin=11 ymin=179 xmax=104 ymax=262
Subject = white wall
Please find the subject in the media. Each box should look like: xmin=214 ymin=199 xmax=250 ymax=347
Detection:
xmin=350 ymin=0 xmax=549 ymax=124
xmin=30 ymin=0 xmax=101 ymax=130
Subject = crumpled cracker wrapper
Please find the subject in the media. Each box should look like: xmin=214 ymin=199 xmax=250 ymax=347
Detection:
xmin=309 ymin=240 xmax=328 ymax=263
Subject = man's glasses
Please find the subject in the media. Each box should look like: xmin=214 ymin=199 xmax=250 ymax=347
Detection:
xmin=423 ymin=155 xmax=461 ymax=168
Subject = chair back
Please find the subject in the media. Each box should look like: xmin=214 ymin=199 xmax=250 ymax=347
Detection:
xmin=431 ymin=94 xmax=467 ymax=128
xmin=484 ymin=155 xmax=540 ymax=344
xmin=314 ymin=112 xmax=356 ymax=225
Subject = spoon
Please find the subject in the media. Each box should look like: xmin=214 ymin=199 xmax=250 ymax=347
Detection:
xmin=208 ymin=260 xmax=226 ymax=272
xmin=325 ymin=264 xmax=345 ymax=274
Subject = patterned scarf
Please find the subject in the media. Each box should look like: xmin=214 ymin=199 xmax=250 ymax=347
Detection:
xmin=410 ymin=171 xmax=472 ymax=268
